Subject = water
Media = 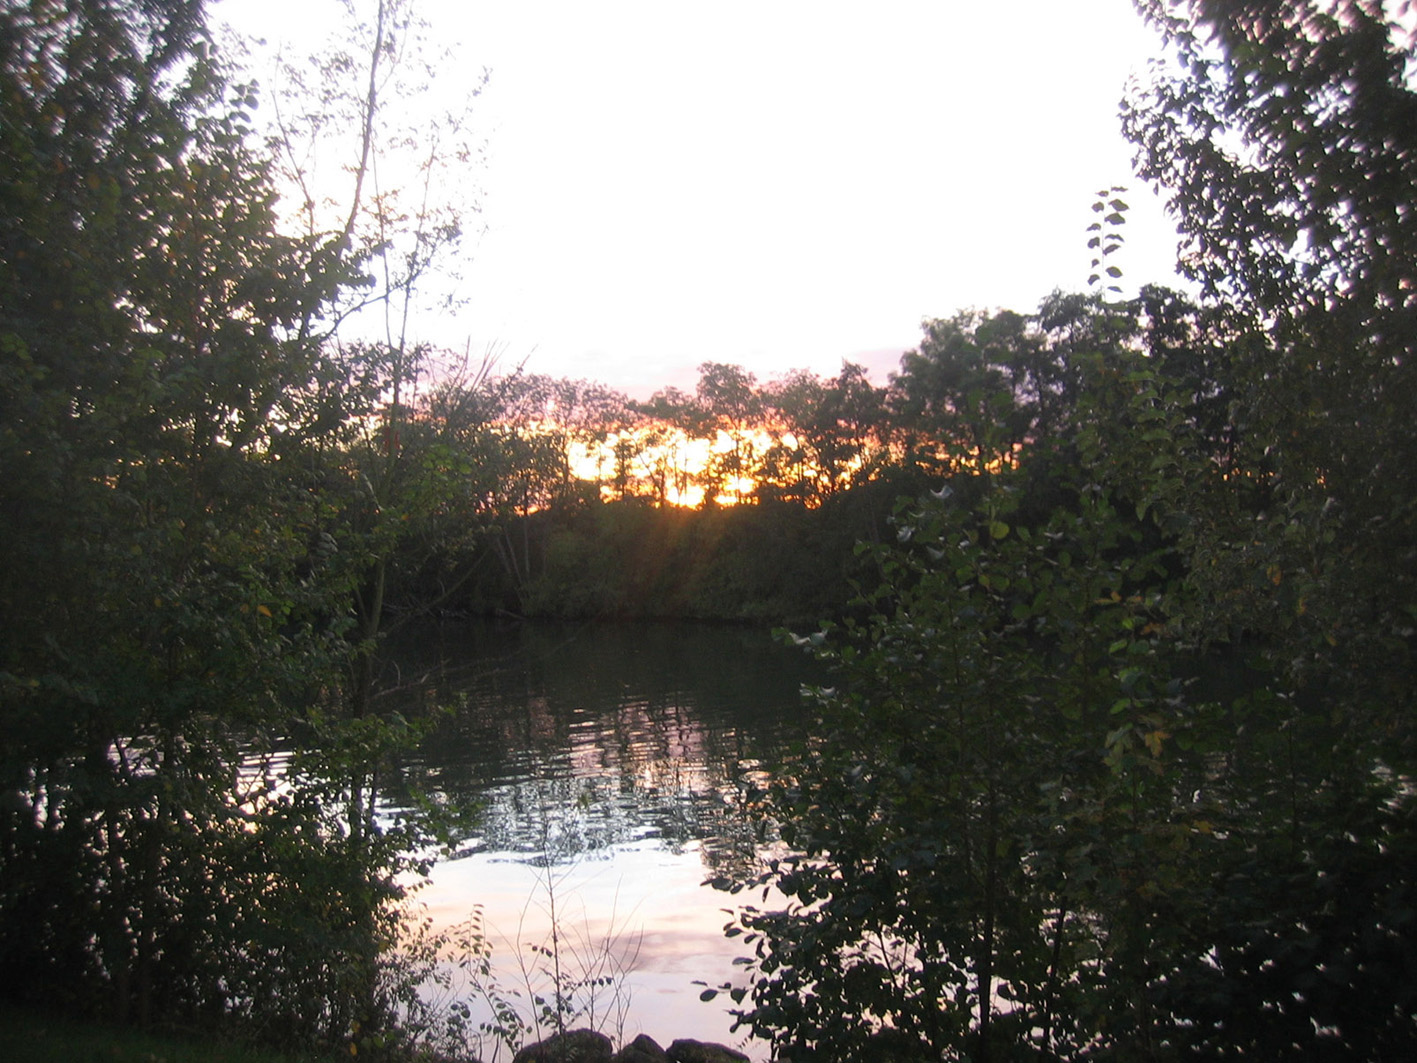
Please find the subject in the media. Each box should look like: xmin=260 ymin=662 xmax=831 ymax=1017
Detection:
xmin=377 ymin=619 xmax=819 ymax=1059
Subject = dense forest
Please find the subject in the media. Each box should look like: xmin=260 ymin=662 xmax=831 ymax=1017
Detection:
xmin=2 ymin=0 xmax=1415 ymax=1060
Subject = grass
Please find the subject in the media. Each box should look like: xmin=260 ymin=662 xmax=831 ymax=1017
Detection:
xmin=0 ymin=1005 xmax=342 ymax=1063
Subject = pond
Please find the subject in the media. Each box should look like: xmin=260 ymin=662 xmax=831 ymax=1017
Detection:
xmin=377 ymin=619 xmax=821 ymax=1060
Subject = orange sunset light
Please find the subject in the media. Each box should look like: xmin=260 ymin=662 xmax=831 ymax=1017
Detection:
xmin=567 ymin=425 xmax=788 ymax=507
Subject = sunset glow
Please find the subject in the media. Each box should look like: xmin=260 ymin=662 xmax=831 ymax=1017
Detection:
xmin=565 ymin=424 xmax=805 ymax=507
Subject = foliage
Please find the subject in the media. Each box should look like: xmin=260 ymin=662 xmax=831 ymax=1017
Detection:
xmin=0 ymin=1003 xmax=334 ymax=1063
xmin=1122 ymin=3 xmax=1417 ymax=1054
xmin=1124 ymin=0 xmax=1417 ymax=325
xmin=710 ymin=3 xmax=1417 ymax=1058
xmin=448 ymin=495 xmax=894 ymax=625
xmin=712 ymin=311 xmax=1214 ymax=1060
xmin=760 ymin=363 xmax=888 ymax=504
xmin=1124 ymin=0 xmax=1417 ymax=746
xmin=434 ymin=359 xmax=899 ymax=516
xmin=717 ymin=291 xmax=1417 ymax=1058
xmin=0 ymin=1 xmax=459 ymax=1050
xmin=255 ymin=0 xmax=495 ymax=670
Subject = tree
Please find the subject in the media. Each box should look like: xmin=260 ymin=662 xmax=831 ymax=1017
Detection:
xmin=887 ymin=309 xmax=1049 ymax=477
xmin=761 ymin=364 xmax=888 ymax=504
xmin=638 ymin=385 xmax=706 ymax=504
xmin=696 ymin=362 xmax=762 ymax=505
xmin=1124 ymin=0 xmax=1417 ymax=325
xmin=1124 ymin=0 xmax=1417 ymax=513
xmin=717 ymin=318 xmax=1222 ymax=1060
xmin=723 ymin=6 xmax=1417 ymax=1057
xmin=721 ymin=266 xmax=1417 ymax=1057
xmin=1116 ymin=2 xmax=1417 ymax=1052
xmin=262 ymin=0 xmax=485 ymax=342
xmin=0 ymin=1 xmax=447 ymax=1047
xmin=260 ymin=0 xmax=488 ymax=650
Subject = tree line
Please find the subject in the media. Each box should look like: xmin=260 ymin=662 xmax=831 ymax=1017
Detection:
xmin=379 ymin=293 xmax=1231 ymax=626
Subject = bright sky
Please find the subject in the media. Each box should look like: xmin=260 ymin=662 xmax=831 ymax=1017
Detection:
xmin=216 ymin=0 xmax=1183 ymax=399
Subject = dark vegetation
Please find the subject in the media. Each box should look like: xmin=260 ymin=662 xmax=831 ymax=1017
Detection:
xmin=1 ymin=0 xmax=1414 ymax=1060
xmin=704 ymin=2 xmax=1417 ymax=1059
xmin=0 ymin=1002 xmax=330 ymax=1063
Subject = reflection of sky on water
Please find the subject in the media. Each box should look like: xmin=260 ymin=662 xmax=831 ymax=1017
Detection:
xmin=377 ymin=621 xmax=815 ymax=1059
xmin=420 ymin=841 xmax=761 ymax=1056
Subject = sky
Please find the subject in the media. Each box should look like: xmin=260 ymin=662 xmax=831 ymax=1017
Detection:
xmin=216 ymin=0 xmax=1185 ymax=400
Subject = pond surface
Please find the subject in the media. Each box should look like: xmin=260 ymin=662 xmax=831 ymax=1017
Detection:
xmin=378 ymin=620 xmax=820 ymax=1060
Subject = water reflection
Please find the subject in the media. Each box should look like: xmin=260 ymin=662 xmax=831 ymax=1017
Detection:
xmin=374 ymin=620 xmax=816 ymax=1057
xmin=382 ymin=620 xmax=814 ymax=872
